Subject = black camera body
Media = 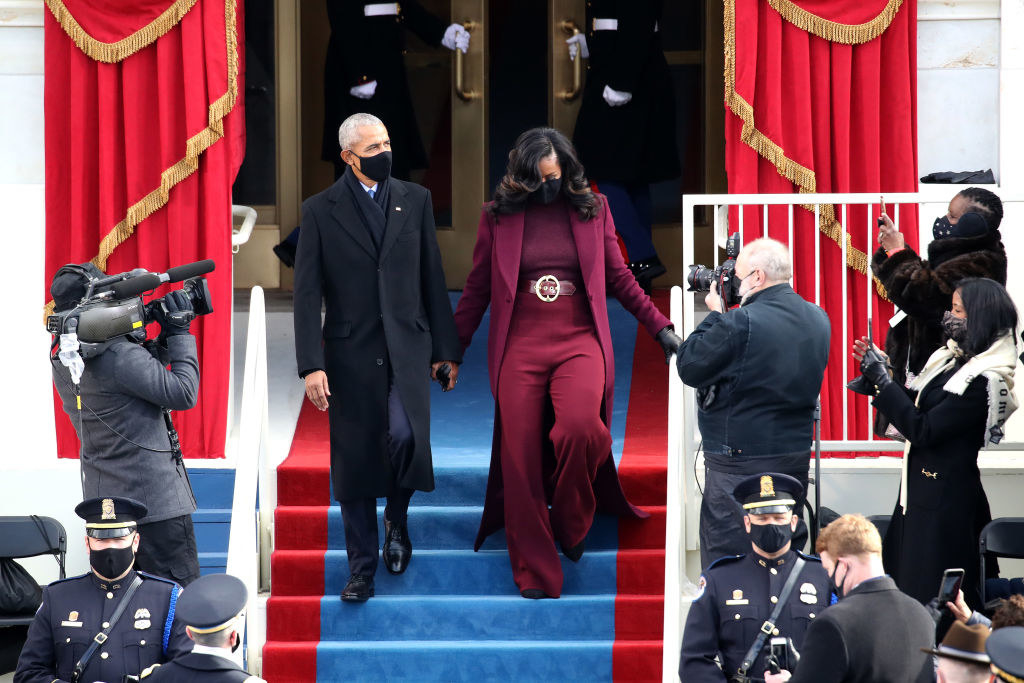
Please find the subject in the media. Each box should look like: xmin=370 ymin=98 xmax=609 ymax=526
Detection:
xmin=47 ymin=261 xmax=215 ymax=357
xmin=686 ymin=232 xmax=742 ymax=309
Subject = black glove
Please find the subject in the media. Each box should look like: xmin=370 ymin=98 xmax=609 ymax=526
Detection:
xmin=847 ymin=346 xmax=891 ymax=396
xmin=154 ymin=290 xmax=195 ymax=337
xmin=655 ymin=326 xmax=683 ymax=365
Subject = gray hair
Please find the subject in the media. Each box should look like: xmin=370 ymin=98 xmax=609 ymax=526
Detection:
xmin=742 ymin=237 xmax=792 ymax=283
xmin=338 ymin=113 xmax=383 ymax=151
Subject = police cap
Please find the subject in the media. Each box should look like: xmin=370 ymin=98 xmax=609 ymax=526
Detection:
xmin=176 ymin=574 xmax=248 ymax=634
xmin=75 ymin=496 xmax=147 ymax=538
xmin=733 ymin=472 xmax=802 ymax=515
xmin=987 ymin=626 xmax=1024 ymax=682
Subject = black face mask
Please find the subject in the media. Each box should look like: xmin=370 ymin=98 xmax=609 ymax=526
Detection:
xmin=90 ymin=544 xmax=135 ymax=580
xmin=933 ymin=211 xmax=988 ymax=240
xmin=530 ymin=177 xmax=562 ymax=205
xmin=942 ymin=310 xmax=968 ymax=344
xmin=827 ymin=561 xmax=847 ymax=600
xmin=749 ymin=521 xmax=793 ymax=554
xmin=351 ymin=150 xmax=392 ymax=183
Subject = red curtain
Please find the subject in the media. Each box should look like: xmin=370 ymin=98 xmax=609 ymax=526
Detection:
xmin=44 ymin=0 xmax=245 ymax=459
xmin=724 ymin=0 xmax=918 ymax=451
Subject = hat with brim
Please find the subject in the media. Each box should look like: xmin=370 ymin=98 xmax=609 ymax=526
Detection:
xmin=75 ymin=496 xmax=147 ymax=538
xmin=988 ymin=626 xmax=1024 ymax=682
xmin=733 ymin=472 xmax=802 ymax=515
xmin=176 ymin=574 xmax=248 ymax=634
xmin=921 ymin=621 xmax=989 ymax=664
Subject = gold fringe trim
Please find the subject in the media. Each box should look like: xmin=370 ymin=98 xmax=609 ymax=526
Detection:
xmin=44 ymin=0 xmax=197 ymax=63
xmin=44 ymin=0 xmax=239 ymax=321
xmin=767 ymin=0 xmax=903 ymax=45
xmin=724 ymin=0 xmax=888 ymax=299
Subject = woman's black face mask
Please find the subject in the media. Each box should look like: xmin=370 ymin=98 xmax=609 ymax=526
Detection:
xmin=530 ymin=177 xmax=562 ymax=205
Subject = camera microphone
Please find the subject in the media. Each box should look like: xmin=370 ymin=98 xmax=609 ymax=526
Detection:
xmin=108 ymin=273 xmax=162 ymax=299
xmin=165 ymin=259 xmax=215 ymax=283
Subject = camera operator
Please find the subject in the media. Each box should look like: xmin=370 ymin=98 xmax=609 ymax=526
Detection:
xmin=675 ymin=238 xmax=830 ymax=568
xmin=763 ymin=514 xmax=935 ymax=683
xmin=49 ymin=263 xmax=201 ymax=586
xmin=679 ymin=473 xmax=830 ymax=683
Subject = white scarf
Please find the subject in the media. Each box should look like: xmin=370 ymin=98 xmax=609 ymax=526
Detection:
xmin=898 ymin=334 xmax=1019 ymax=512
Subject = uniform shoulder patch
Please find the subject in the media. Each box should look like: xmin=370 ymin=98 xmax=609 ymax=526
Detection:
xmin=795 ymin=550 xmax=822 ymax=563
xmin=140 ymin=663 xmax=161 ymax=679
xmin=137 ymin=571 xmax=180 ymax=587
xmin=705 ymin=554 xmax=745 ymax=571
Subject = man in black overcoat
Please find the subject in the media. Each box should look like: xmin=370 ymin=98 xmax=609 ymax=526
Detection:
xmin=764 ymin=514 xmax=935 ymax=683
xmin=294 ymin=112 xmax=461 ymax=602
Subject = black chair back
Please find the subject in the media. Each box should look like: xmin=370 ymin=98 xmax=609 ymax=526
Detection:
xmin=0 ymin=516 xmax=67 ymax=628
xmin=979 ymin=517 xmax=1024 ymax=605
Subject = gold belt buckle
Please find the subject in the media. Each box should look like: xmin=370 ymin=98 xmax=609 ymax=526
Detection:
xmin=535 ymin=274 xmax=560 ymax=302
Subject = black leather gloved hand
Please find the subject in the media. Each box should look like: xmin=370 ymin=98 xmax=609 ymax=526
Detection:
xmin=154 ymin=290 xmax=195 ymax=337
xmin=656 ymin=326 xmax=683 ymax=365
xmin=847 ymin=346 xmax=891 ymax=396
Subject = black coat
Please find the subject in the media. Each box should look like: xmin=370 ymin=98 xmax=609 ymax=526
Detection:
xmin=293 ymin=174 xmax=461 ymax=502
xmin=873 ymin=366 xmax=993 ymax=609
xmin=571 ymin=0 xmax=680 ymax=184
xmin=787 ymin=576 xmax=935 ymax=683
xmin=320 ymin=0 xmax=447 ymax=179
xmin=872 ymin=230 xmax=1007 ymax=386
xmin=679 ymin=550 xmax=831 ymax=682
xmin=143 ymin=652 xmax=262 ymax=682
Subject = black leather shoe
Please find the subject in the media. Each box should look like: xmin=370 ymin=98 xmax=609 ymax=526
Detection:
xmin=341 ymin=574 xmax=374 ymax=602
xmin=521 ymin=588 xmax=553 ymax=600
xmin=383 ymin=519 xmax=412 ymax=575
xmin=562 ymin=539 xmax=585 ymax=563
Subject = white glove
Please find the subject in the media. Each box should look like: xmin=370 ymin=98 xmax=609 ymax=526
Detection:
xmin=349 ymin=80 xmax=377 ymax=99
xmin=566 ymin=33 xmax=589 ymax=60
xmin=602 ymin=84 xmax=632 ymax=107
xmin=442 ymin=23 xmax=470 ymax=53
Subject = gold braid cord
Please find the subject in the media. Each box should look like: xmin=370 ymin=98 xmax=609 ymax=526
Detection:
xmin=44 ymin=0 xmax=197 ymax=63
xmin=44 ymin=0 xmax=239 ymax=319
xmin=767 ymin=0 xmax=903 ymax=45
xmin=724 ymin=0 xmax=888 ymax=297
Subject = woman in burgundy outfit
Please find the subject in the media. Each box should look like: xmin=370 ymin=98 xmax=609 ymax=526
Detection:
xmin=454 ymin=128 xmax=681 ymax=599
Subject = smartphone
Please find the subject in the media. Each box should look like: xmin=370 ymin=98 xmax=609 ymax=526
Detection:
xmin=868 ymin=316 xmax=873 ymax=346
xmin=769 ymin=636 xmax=794 ymax=672
xmin=937 ymin=567 xmax=965 ymax=605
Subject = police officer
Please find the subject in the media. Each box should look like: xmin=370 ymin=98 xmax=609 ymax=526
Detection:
xmin=988 ymin=626 xmax=1024 ymax=683
xmin=14 ymin=497 xmax=190 ymax=683
xmin=141 ymin=573 xmax=264 ymax=682
xmin=679 ymin=473 xmax=830 ymax=682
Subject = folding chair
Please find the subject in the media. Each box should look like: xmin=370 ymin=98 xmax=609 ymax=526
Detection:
xmin=0 ymin=516 xmax=67 ymax=628
xmin=978 ymin=517 xmax=1024 ymax=606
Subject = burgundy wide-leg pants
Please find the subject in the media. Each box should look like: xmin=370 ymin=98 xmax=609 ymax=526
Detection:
xmin=496 ymin=291 xmax=611 ymax=597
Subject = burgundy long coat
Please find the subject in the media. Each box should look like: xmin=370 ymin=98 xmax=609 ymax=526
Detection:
xmin=454 ymin=196 xmax=671 ymax=548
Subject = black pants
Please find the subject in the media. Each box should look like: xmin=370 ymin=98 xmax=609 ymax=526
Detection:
xmin=699 ymin=466 xmax=810 ymax=569
xmin=340 ymin=376 xmax=415 ymax=577
xmin=136 ymin=514 xmax=200 ymax=586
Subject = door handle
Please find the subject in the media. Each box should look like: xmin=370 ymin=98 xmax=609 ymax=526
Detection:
xmin=454 ymin=20 xmax=480 ymax=102
xmin=560 ymin=20 xmax=582 ymax=102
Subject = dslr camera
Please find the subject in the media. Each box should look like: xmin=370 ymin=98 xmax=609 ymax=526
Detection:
xmin=686 ymin=232 xmax=742 ymax=309
xmin=47 ymin=260 xmax=215 ymax=358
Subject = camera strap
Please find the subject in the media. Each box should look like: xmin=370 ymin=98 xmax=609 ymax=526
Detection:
xmin=737 ymin=556 xmax=805 ymax=677
xmin=162 ymin=408 xmax=197 ymax=509
xmin=71 ymin=574 xmax=143 ymax=683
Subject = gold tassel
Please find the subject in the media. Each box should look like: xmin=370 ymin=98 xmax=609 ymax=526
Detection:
xmin=44 ymin=0 xmax=198 ymax=63
xmin=767 ymin=0 xmax=903 ymax=45
xmin=724 ymin=0 xmax=890 ymax=300
xmin=44 ymin=0 xmax=239 ymax=320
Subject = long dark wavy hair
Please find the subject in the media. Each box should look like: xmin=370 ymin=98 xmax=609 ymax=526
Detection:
xmin=955 ymin=277 xmax=1018 ymax=358
xmin=489 ymin=127 xmax=602 ymax=220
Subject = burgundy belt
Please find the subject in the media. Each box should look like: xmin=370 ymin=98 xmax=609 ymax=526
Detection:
xmin=520 ymin=275 xmax=577 ymax=301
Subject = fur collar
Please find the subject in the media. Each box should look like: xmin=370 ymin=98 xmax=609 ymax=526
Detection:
xmin=927 ymin=230 xmax=1005 ymax=269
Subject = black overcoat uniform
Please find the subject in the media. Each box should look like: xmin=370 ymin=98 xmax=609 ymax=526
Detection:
xmin=293 ymin=173 xmax=461 ymax=502
xmin=679 ymin=550 xmax=831 ymax=682
xmin=572 ymin=0 xmax=680 ymax=184
xmin=873 ymin=365 xmax=993 ymax=609
xmin=321 ymin=0 xmax=447 ymax=179
xmin=142 ymin=652 xmax=263 ymax=682
xmin=14 ymin=570 xmax=190 ymax=683
xmin=787 ymin=576 xmax=935 ymax=683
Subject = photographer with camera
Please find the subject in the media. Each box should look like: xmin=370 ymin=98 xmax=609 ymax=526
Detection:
xmin=676 ymin=238 xmax=830 ymax=568
xmin=763 ymin=514 xmax=935 ymax=683
xmin=679 ymin=473 xmax=830 ymax=683
xmin=48 ymin=262 xmax=206 ymax=586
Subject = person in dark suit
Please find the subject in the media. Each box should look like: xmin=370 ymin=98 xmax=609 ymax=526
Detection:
xmin=141 ymin=573 xmax=264 ymax=682
xmin=294 ymin=112 xmax=461 ymax=603
xmin=679 ymin=473 xmax=831 ymax=683
xmin=764 ymin=514 xmax=935 ymax=683
xmin=453 ymin=127 xmax=681 ymax=599
xmin=570 ymin=0 xmax=680 ymax=289
xmin=14 ymin=497 xmax=190 ymax=683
